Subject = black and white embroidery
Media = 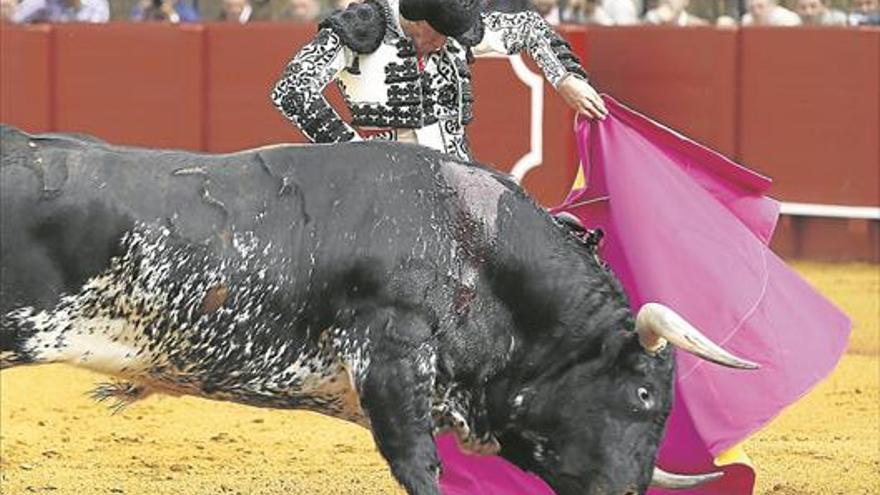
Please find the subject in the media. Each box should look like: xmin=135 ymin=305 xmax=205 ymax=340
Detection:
xmin=479 ymin=11 xmax=588 ymax=87
xmin=441 ymin=119 xmax=471 ymax=159
xmin=482 ymin=11 xmax=533 ymax=53
xmin=350 ymin=103 xmax=426 ymax=128
xmin=271 ymin=29 xmax=356 ymax=144
xmin=427 ymin=51 xmax=474 ymax=124
xmin=271 ymin=1 xmax=588 ymax=160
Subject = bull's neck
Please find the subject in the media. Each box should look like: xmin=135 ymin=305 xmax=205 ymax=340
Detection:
xmin=492 ymin=246 xmax=631 ymax=375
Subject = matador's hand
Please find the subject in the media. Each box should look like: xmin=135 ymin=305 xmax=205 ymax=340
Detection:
xmin=558 ymin=76 xmax=608 ymax=120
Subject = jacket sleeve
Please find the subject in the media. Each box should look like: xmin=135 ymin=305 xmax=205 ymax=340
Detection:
xmin=471 ymin=11 xmax=589 ymax=88
xmin=270 ymin=28 xmax=359 ymax=144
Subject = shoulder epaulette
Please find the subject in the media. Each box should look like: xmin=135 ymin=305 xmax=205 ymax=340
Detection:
xmin=319 ymin=0 xmax=386 ymax=55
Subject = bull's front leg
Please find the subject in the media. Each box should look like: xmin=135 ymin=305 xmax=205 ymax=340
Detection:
xmin=357 ymin=310 xmax=441 ymax=495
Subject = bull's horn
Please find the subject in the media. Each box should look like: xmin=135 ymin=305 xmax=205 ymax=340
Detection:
xmin=635 ymin=303 xmax=759 ymax=370
xmin=650 ymin=467 xmax=724 ymax=489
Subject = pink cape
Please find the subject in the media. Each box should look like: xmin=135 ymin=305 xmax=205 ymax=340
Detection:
xmin=437 ymin=96 xmax=850 ymax=494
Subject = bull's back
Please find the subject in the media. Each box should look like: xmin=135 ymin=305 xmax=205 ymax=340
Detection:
xmin=0 ymin=126 xmax=489 ymax=315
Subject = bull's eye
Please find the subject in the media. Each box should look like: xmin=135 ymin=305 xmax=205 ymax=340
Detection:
xmin=637 ymin=387 xmax=652 ymax=407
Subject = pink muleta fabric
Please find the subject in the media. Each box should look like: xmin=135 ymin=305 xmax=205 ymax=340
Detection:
xmin=437 ymin=96 xmax=850 ymax=495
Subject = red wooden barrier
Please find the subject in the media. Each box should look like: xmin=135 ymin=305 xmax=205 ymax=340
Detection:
xmin=204 ymin=22 xmax=317 ymax=152
xmin=584 ymin=26 xmax=739 ymax=159
xmin=0 ymin=24 xmax=51 ymax=132
xmin=470 ymin=56 xmax=578 ymax=206
xmin=51 ymin=23 xmax=205 ymax=149
xmin=470 ymin=58 xmax=531 ymax=175
xmin=772 ymin=216 xmax=879 ymax=261
xmin=738 ymin=27 xmax=880 ymax=207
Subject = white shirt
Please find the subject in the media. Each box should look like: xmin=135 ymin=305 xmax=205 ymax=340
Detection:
xmin=542 ymin=6 xmax=561 ymax=26
xmin=236 ymin=4 xmax=253 ymax=23
xmin=644 ymin=8 xmax=706 ymax=26
xmin=802 ymin=9 xmax=848 ymax=26
xmin=562 ymin=6 xmax=614 ymax=25
xmin=742 ymin=5 xmax=802 ymax=26
xmin=602 ymin=0 xmax=642 ymax=25
xmin=14 ymin=0 xmax=109 ymax=23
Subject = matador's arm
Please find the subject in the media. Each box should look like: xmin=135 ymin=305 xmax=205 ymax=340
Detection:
xmin=471 ymin=11 xmax=589 ymax=88
xmin=271 ymin=29 xmax=359 ymax=143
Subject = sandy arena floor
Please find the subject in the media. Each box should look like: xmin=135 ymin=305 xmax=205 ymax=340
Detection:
xmin=1 ymin=262 xmax=878 ymax=495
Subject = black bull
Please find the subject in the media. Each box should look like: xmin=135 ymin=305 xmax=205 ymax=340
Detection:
xmin=0 ymin=125 xmax=754 ymax=495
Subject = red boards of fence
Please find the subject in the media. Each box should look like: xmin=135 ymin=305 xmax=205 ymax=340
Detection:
xmin=1 ymin=22 xmax=877 ymax=259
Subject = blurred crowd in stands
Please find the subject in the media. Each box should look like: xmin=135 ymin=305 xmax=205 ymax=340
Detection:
xmin=1 ymin=0 xmax=877 ymax=26
xmin=0 ymin=0 xmax=355 ymax=23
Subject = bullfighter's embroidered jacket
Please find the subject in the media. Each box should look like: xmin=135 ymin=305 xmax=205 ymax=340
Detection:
xmin=271 ymin=0 xmax=588 ymax=160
